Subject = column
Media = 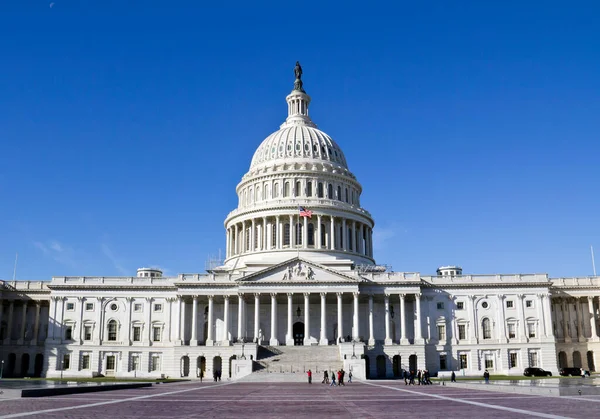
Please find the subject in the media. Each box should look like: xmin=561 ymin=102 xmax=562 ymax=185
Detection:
xmin=180 ymin=298 xmax=187 ymax=343
xmin=167 ymin=298 xmax=174 ymax=342
xmin=303 ymin=214 xmax=308 ymax=249
xmin=262 ymin=216 xmax=267 ymax=250
xmin=206 ymin=296 xmax=214 ymax=346
xmin=289 ymin=214 xmax=294 ymax=248
xmin=517 ymin=295 xmax=526 ymax=341
xmin=342 ymin=218 xmax=347 ymax=251
xmin=56 ymin=297 xmax=65 ymax=342
xmin=32 ymin=302 xmax=42 ymax=344
xmin=576 ymin=297 xmax=585 ymax=341
xmin=191 ymin=296 xmax=198 ymax=345
xmin=267 ymin=219 xmax=272 ymax=249
xmin=237 ymin=294 xmax=244 ymax=342
xmin=145 ymin=297 xmax=152 ymax=344
xmin=337 ymin=293 xmax=343 ymax=343
xmin=414 ymin=293 xmax=423 ymax=341
xmin=399 ymin=294 xmax=408 ymax=344
xmin=384 ymin=294 xmax=391 ymax=345
xmin=317 ymin=214 xmax=322 ymax=249
xmin=94 ymin=297 xmax=102 ymax=344
xmin=286 ymin=293 xmax=294 ymax=345
xmin=269 ymin=293 xmax=278 ymax=345
xmin=368 ymin=294 xmax=375 ymax=345
xmin=352 ymin=292 xmax=359 ymax=341
xmin=234 ymin=224 xmax=239 ymax=255
xmin=241 ymin=221 xmax=246 ymax=253
xmin=47 ymin=298 xmax=56 ymax=341
xmin=537 ymin=294 xmax=546 ymax=338
xmin=251 ymin=219 xmax=256 ymax=252
xmin=497 ymin=294 xmax=507 ymax=342
xmin=226 ymin=229 xmax=230 ymax=258
xmin=468 ymin=295 xmax=477 ymax=343
xmin=320 ymin=293 xmax=327 ymax=345
xmin=174 ymin=297 xmax=182 ymax=343
xmin=276 ymin=215 xmax=281 ymax=249
xmin=562 ymin=299 xmax=570 ymax=341
xmin=304 ymin=293 xmax=310 ymax=345
xmin=223 ymin=295 xmax=230 ymax=344
xmin=352 ymin=220 xmax=357 ymax=252
xmin=254 ymin=294 xmax=260 ymax=343
xmin=17 ymin=302 xmax=27 ymax=344
xmin=124 ymin=297 xmax=132 ymax=345
xmin=330 ymin=216 xmax=335 ymax=250
xmin=589 ymin=297 xmax=599 ymax=340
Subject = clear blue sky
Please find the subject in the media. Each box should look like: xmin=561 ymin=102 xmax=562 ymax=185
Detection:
xmin=1 ymin=1 xmax=599 ymax=280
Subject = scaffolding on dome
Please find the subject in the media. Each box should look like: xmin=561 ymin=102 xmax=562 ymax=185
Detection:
xmin=204 ymin=250 xmax=224 ymax=272
xmin=355 ymin=264 xmax=390 ymax=273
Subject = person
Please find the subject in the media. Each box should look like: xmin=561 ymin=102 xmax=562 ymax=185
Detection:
xmin=483 ymin=370 xmax=490 ymax=384
xmin=451 ymin=371 xmax=456 ymax=383
xmin=330 ymin=372 xmax=337 ymax=386
xmin=199 ymin=369 xmax=203 ymax=382
xmin=322 ymin=370 xmax=329 ymax=384
xmin=307 ymin=369 xmax=312 ymax=384
xmin=213 ymin=370 xmax=217 ymax=382
xmin=403 ymin=369 xmax=408 ymax=385
xmin=417 ymin=370 xmax=422 ymax=385
xmin=348 ymin=371 xmax=353 ymax=383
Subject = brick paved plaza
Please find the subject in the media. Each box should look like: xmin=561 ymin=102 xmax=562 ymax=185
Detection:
xmin=1 ymin=380 xmax=600 ymax=418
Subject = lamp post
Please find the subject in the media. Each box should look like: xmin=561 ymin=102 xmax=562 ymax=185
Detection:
xmin=1 ymin=360 xmax=4 ymax=379
xmin=60 ymin=359 xmax=64 ymax=381
xmin=241 ymin=342 xmax=246 ymax=360
xmin=352 ymin=341 xmax=357 ymax=359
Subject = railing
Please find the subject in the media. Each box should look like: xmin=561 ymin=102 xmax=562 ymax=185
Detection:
xmin=225 ymin=198 xmax=373 ymax=220
xmin=51 ymin=277 xmax=175 ymax=286
xmin=551 ymin=276 xmax=600 ymax=287
xmin=2 ymin=281 xmax=49 ymax=290
xmin=421 ymin=273 xmax=549 ymax=284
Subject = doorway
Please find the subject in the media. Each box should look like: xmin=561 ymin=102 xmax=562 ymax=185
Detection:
xmin=376 ymin=355 xmax=386 ymax=378
xmin=293 ymin=322 xmax=304 ymax=346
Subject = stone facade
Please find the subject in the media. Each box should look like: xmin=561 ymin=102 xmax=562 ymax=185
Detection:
xmin=0 ymin=68 xmax=597 ymax=380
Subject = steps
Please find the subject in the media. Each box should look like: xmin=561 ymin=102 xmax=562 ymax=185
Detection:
xmin=248 ymin=345 xmax=343 ymax=378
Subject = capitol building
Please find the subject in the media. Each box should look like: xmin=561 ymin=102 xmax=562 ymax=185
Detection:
xmin=1 ymin=65 xmax=599 ymax=381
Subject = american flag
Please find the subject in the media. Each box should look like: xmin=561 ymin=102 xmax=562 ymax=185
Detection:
xmin=299 ymin=206 xmax=313 ymax=218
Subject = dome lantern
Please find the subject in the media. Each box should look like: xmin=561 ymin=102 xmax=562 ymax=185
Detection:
xmin=282 ymin=61 xmax=316 ymax=129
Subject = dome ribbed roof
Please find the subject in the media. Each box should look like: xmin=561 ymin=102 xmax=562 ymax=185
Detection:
xmin=249 ymin=125 xmax=348 ymax=170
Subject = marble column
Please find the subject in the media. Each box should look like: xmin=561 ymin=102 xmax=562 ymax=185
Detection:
xmin=17 ymin=302 xmax=27 ymax=344
xmin=468 ymin=295 xmax=477 ymax=343
xmin=399 ymin=294 xmax=408 ymax=344
xmin=254 ymin=294 xmax=260 ymax=344
xmin=234 ymin=224 xmax=238 ymax=255
xmin=276 ymin=215 xmax=281 ymax=249
xmin=180 ymin=298 xmax=187 ymax=343
xmin=576 ymin=297 xmax=585 ymax=341
xmin=537 ymin=294 xmax=546 ymax=337
xmin=497 ymin=294 xmax=507 ymax=342
xmin=124 ymin=297 xmax=132 ymax=345
xmin=304 ymin=293 xmax=310 ymax=345
xmin=337 ymin=293 xmax=343 ymax=343
xmin=317 ymin=214 xmax=322 ymax=249
xmin=342 ymin=219 xmax=347 ymax=251
xmin=303 ymin=214 xmax=308 ymax=249
xmin=368 ymin=294 xmax=375 ymax=345
xmin=384 ymin=294 xmax=391 ymax=345
xmin=414 ymin=293 xmax=423 ymax=341
xmin=251 ymin=219 xmax=256 ymax=252
xmin=561 ymin=299 xmax=570 ymax=341
xmin=289 ymin=214 xmax=294 ymax=247
xmin=270 ymin=294 xmax=278 ymax=345
xmin=206 ymin=296 xmax=214 ymax=346
xmin=191 ymin=296 xmax=198 ymax=345
xmin=5 ymin=301 xmax=14 ymax=342
xmin=32 ymin=302 xmax=42 ymax=344
xmin=145 ymin=297 xmax=153 ymax=344
xmin=589 ymin=296 xmax=599 ymax=340
xmin=237 ymin=294 xmax=244 ymax=342
xmin=320 ymin=293 xmax=328 ymax=345
xmin=352 ymin=292 xmax=360 ymax=341
xmin=286 ymin=293 xmax=294 ymax=345
xmin=262 ymin=216 xmax=267 ymax=250
xmin=330 ymin=216 xmax=335 ymax=250
xmin=223 ymin=295 xmax=230 ymax=344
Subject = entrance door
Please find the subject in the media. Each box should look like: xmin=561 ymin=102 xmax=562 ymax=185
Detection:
xmin=106 ymin=355 xmax=116 ymax=376
xmin=293 ymin=322 xmax=304 ymax=346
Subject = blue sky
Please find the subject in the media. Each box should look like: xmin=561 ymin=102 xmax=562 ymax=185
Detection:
xmin=1 ymin=1 xmax=599 ymax=279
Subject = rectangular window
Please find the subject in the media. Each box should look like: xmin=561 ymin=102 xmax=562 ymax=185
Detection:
xmin=65 ymin=326 xmax=73 ymax=340
xmin=437 ymin=325 xmax=446 ymax=340
xmin=456 ymin=302 xmax=464 ymax=310
xmin=62 ymin=354 xmax=70 ymax=370
xmin=153 ymin=326 xmax=161 ymax=342
xmin=106 ymin=355 xmax=116 ymax=370
xmin=84 ymin=326 xmax=92 ymax=341
xmin=132 ymin=355 xmax=140 ymax=372
xmin=458 ymin=324 xmax=466 ymax=340
xmin=437 ymin=302 xmax=444 ymax=310
xmin=151 ymin=356 xmax=160 ymax=371
xmin=530 ymin=352 xmax=539 ymax=367
xmin=134 ymin=303 xmax=143 ymax=312
xmin=528 ymin=323 xmax=536 ymax=338
xmin=82 ymin=354 xmax=90 ymax=370
xmin=133 ymin=326 xmax=141 ymax=342
xmin=439 ymin=354 xmax=447 ymax=370
xmin=526 ymin=300 xmax=533 ymax=308
xmin=66 ymin=303 xmax=75 ymax=311
xmin=508 ymin=323 xmax=516 ymax=339
xmin=153 ymin=304 xmax=162 ymax=312
xmin=506 ymin=300 xmax=514 ymax=308
xmin=460 ymin=354 xmax=468 ymax=369
xmin=484 ymin=354 xmax=494 ymax=369
xmin=510 ymin=352 xmax=518 ymax=368
xmin=85 ymin=303 xmax=94 ymax=311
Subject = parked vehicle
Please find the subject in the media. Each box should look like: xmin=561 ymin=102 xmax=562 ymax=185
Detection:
xmin=524 ymin=367 xmax=552 ymax=377
xmin=559 ymin=367 xmax=582 ymax=376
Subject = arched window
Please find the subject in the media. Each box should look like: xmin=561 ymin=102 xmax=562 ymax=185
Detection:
xmin=337 ymin=186 xmax=342 ymax=201
xmin=328 ymin=184 xmax=333 ymax=199
xmin=244 ymin=190 xmax=248 ymax=206
xmin=308 ymin=223 xmax=314 ymax=246
xmin=264 ymin=182 xmax=269 ymax=199
xmin=273 ymin=183 xmax=279 ymax=198
xmin=482 ymin=318 xmax=492 ymax=340
xmin=284 ymin=224 xmax=290 ymax=246
xmin=107 ymin=320 xmax=118 ymax=341
xmin=255 ymin=186 xmax=260 ymax=202
xmin=318 ymin=182 xmax=324 ymax=198
xmin=284 ymin=182 xmax=290 ymax=197
xmin=295 ymin=181 xmax=302 ymax=197
xmin=249 ymin=188 xmax=254 ymax=203
xmin=307 ymin=181 xmax=312 ymax=197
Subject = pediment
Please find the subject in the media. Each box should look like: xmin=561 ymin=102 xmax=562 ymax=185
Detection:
xmin=237 ymin=258 xmax=359 ymax=284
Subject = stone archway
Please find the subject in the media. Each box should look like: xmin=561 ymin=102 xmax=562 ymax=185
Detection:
xmin=181 ymin=356 xmax=190 ymax=377
xmin=409 ymin=354 xmax=417 ymax=372
xmin=558 ymin=351 xmax=568 ymax=368
xmin=34 ymin=354 xmax=44 ymax=377
xmin=20 ymin=353 xmax=30 ymax=377
xmin=587 ymin=351 xmax=595 ymax=372
xmin=392 ymin=355 xmax=401 ymax=377
xmin=197 ymin=356 xmax=206 ymax=378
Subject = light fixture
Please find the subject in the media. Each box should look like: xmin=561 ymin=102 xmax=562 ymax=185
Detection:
xmin=296 ymin=306 xmax=302 ymax=317
xmin=390 ymin=305 xmax=395 ymax=319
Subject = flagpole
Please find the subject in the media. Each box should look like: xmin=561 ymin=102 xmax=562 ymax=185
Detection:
xmin=297 ymin=212 xmax=300 ymax=259
xmin=13 ymin=252 xmax=18 ymax=281
xmin=592 ymin=245 xmax=597 ymax=276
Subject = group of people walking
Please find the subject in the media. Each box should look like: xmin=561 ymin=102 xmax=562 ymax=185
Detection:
xmin=402 ymin=369 xmax=432 ymax=385
xmin=307 ymin=369 xmax=352 ymax=386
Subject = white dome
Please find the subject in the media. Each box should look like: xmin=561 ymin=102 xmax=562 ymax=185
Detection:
xmin=250 ymin=125 xmax=348 ymax=170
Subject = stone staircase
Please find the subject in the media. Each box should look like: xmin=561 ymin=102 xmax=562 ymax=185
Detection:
xmin=238 ymin=345 xmax=343 ymax=382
